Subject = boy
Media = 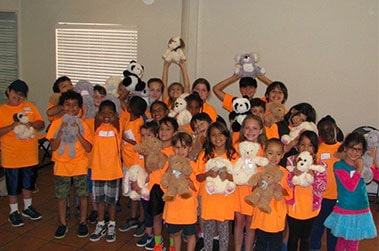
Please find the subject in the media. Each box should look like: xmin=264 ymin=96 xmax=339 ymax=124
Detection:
xmin=250 ymin=98 xmax=279 ymax=139
xmin=0 ymin=79 xmax=45 ymax=227
xmin=46 ymin=76 xmax=74 ymax=121
xmin=46 ymin=90 xmax=92 ymax=239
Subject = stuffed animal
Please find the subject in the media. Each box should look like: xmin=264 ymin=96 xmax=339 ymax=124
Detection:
xmin=168 ymin=96 xmax=192 ymax=126
xmin=232 ymin=142 xmax=269 ymax=185
xmin=362 ymin=129 xmax=379 ymax=182
xmin=205 ymin=157 xmax=236 ymax=195
xmin=162 ymin=36 xmax=187 ymax=64
xmin=104 ymin=76 xmax=122 ymax=97
xmin=230 ymin=97 xmax=251 ymax=132
xmin=244 ymin=163 xmax=284 ymax=214
xmin=122 ymin=60 xmax=147 ymax=94
xmin=13 ymin=112 xmax=34 ymax=139
xmin=74 ymin=80 xmax=96 ymax=119
xmin=264 ymin=102 xmax=286 ymax=127
xmin=54 ymin=114 xmax=84 ymax=158
xmin=133 ymin=137 xmax=168 ymax=172
xmin=287 ymin=151 xmax=326 ymax=187
xmin=234 ymin=52 xmax=266 ymax=78
xmin=122 ymin=164 xmax=149 ymax=200
xmin=281 ymin=121 xmax=318 ymax=145
xmin=161 ymin=155 xmax=195 ymax=201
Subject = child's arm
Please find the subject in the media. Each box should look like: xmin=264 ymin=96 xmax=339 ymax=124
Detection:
xmin=212 ymin=74 xmax=240 ymax=102
xmin=196 ymin=169 xmax=217 ymax=182
xmin=29 ymin=120 xmax=45 ymax=131
xmin=47 ymin=105 xmax=64 ymax=118
xmin=257 ymin=75 xmax=273 ymax=86
xmin=0 ymin=121 xmax=18 ymax=137
xmin=49 ymin=123 xmax=66 ymax=151
xmin=179 ymin=60 xmax=190 ymax=93
xmin=162 ymin=60 xmax=171 ymax=100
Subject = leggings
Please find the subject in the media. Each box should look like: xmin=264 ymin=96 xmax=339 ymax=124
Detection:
xmin=287 ymin=215 xmax=316 ymax=251
xmin=336 ymin=237 xmax=359 ymax=251
xmin=203 ymin=219 xmax=229 ymax=251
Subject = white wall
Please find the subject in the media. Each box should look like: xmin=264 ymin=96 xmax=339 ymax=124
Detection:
xmin=1 ymin=0 xmax=378 ymax=134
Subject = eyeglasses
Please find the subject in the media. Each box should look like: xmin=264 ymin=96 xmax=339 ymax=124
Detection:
xmin=347 ymin=146 xmax=363 ymax=153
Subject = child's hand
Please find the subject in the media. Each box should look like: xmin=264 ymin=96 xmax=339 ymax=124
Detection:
xmin=130 ymin=181 xmax=141 ymax=193
xmin=355 ymin=158 xmax=364 ymax=173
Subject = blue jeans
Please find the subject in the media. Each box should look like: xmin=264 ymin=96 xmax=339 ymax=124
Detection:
xmin=310 ymin=198 xmax=337 ymax=251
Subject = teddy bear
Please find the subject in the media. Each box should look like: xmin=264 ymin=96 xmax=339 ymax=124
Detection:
xmin=362 ymin=129 xmax=379 ymax=182
xmin=13 ymin=112 xmax=35 ymax=139
xmin=232 ymin=141 xmax=269 ymax=185
xmin=230 ymin=97 xmax=251 ymax=132
xmin=264 ymin=102 xmax=286 ymax=127
xmin=122 ymin=60 xmax=147 ymax=94
xmin=287 ymin=151 xmax=326 ymax=187
xmin=74 ymin=80 xmax=96 ymax=119
xmin=281 ymin=121 xmax=318 ymax=145
xmin=122 ymin=164 xmax=149 ymax=200
xmin=160 ymin=155 xmax=195 ymax=201
xmin=162 ymin=36 xmax=187 ymax=64
xmin=54 ymin=114 xmax=84 ymax=158
xmin=133 ymin=137 xmax=168 ymax=172
xmin=234 ymin=52 xmax=266 ymax=78
xmin=205 ymin=157 xmax=236 ymax=195
xmin=244 ymin=163 xmax=284 ymax=214
xmin=168 ymin=96 xmax=192 ymax=126
xmin=104 ymin=76 xmax=122 ymax=97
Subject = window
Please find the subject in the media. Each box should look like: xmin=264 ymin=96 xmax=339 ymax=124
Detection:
xmin=56 ymin=23 xmax=137 ymax=85
xmin=0 ymin=12 xmax=17 ymax=104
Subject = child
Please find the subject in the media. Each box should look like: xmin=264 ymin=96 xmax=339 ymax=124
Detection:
xmin=195 ymin=121 xmax=238 ymax=251
xmin=185 ymin=91 xmax=203 ymax=117
xmin=150 ymin=100 xmax=169 ymax=123
xmin=263 ymin=81 xmax=288 ymax=104
xmin=93 ymin=84 xmax=107 ymax=112
xmin=285 ymin=130 xmax=327 ymax=251
xmin=148 ymin=78 xmax=164 ymax=102
xmin=46 ymin=90 xmax=92 ymax=239
xmin=191 ymin=78 xmax=217 ymax=122
xmin=250 ymin=98 xmax=279 ymax=140
xmin=310 ymin=115 xmax=341 ymax=251
xmin=234 ymin=114 xmax=266 ymax=251
xmin=251 ymin=138 xmax=292 ymax=251
xmin=88 ymin=100 xmax=122 ymax=243
xmin=163 ymin=132 xmax=199 ymax=251
xmin=0 ymin=79 xmax=45 ymax=227
xmin=46 ymin=76 xmax=74 ymax=121
xmin=324 ymin=132 xmax=377 ymax=251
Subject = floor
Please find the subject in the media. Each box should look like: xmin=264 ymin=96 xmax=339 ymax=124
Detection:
xmin=0 ymin=156 xmax=378 ymax=251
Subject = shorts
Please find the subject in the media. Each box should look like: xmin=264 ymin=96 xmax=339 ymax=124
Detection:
xmin=148 ymin=184 xmax=164 ymax=216
xmin=5 ymin=166 xmax=37 ymax=195
xmin=92 ymin=179 xmax=120 ymax=205
xmin=167 ymin=223 xmax=197 ymax=235
xmin=55 ymin=175 xmax=88 ymax=199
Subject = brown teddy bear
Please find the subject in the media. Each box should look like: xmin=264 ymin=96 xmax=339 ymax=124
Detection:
xmin=133 ymin=137 xmax=168 ymax=172
xmin=160 ymin=155 xmax=195 ymax=201
xmin=244 ymin=164 xmax=284 ymax=214
xmin=264 ymin=102 xmax=286 ymax=127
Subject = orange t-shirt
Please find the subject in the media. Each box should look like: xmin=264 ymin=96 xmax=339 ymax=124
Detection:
xmin=317 ymin=142 xmax=341 ymax=200
xmin=202 ymin=102 xmax=217 ymax=122
xmin=0 ymin=101 xmax=44 ymax=168
xmin=148 ymin=146 xmax=174 ymax=191
xmin=286 ymin=184 xmax=320 ymax=220
xmin=195 ymin=151 xmax=237 ymax=221
xmin=233 ymin=142 xmax=264 ymax=215
xmin=222 ymin=93 xmax=234 ymax=113
xmin=265 ymin=124 xmax=279 ymax=140
xmin=163 ymin=160 xmax=199 ymax=225
xmin=46 ymin=116 xmax=92 ymax=176
xmin=91 ymin=123 xmax=123 ymax=181
xmin=250 ymin=166 xmax=292 ymax=233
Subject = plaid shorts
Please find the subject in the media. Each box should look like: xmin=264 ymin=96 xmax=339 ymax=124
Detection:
xmin=92 ymin=179 xmax=120 ymax=204
xmin=55 ymin=175 xmax=88 ymax=199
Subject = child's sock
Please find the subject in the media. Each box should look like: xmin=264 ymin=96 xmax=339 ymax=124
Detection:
xmin=198 ymin=232 xmax=204 ymax=238
xmin=155 ymin=235 xmax=162 ymax=245
xmin=98 ymin=220 xmax=105 ymax=226
xmin=10 ymin=203 xmax=18 ymax=213
xmin=170 ymin=237 xmax=174 ymax=247
xmin=24 ymin=198 xmax=32 ymax=209
xmin=108 ymin=220 xmax=116 ymax=226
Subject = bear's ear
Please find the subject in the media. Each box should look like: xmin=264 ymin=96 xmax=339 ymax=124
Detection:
xmin=232 ymin=97 xmax=237 ymax=102
xmin=242 ymin=95 xmax=249 ymax=99
xmin=180 ymin=38 xmax=185 ymax=48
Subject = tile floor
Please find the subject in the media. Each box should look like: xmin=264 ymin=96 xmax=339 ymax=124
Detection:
xmin=0 ymin=161 xmax=378 ymax=250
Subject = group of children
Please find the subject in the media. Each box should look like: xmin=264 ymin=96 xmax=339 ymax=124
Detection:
xmin=0 ymin=59 xmax=377 ymax=251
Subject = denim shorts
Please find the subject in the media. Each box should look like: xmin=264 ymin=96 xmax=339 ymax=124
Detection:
xmin=5 ymin=166 xmax=37 ymax=195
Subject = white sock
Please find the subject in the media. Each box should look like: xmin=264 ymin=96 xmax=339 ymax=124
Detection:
xmin=24 ymin=198 xmax=32 ymax=209
xmin=108 ymin=220 xmax=116 ymax=226
xmin=98 ymin=220 xmax=105 ymax=226
xmin=198 ymin=232 xmax=204 ymax=238
xmin=10 ymin=203 xmax=18 ymax=214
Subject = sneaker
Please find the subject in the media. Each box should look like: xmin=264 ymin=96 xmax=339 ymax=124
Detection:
xmin=153 ymin=243 xmax=165 ymax=251
xmin=145 ymin=236 xmax=155 ymax=250
xmin=89 ymin=223 xmax=106 ymax=242
xmin=77 ymin=222 xmax=89 ymax=238
xmin=54 ymin=224 xmax=68 ymax=239
xmin=133 ymin=222 xmax=145 ymax=237
xmin=87 ymin=210 xmax=98 ymax=224
xmin=106 ymin=224 xmax=116 ymax=243
xmin=119 ymin=218 xmax=139 ymax=232
xmin=8 ymin=211 xmax=24 ymax=227
xmin=195 ymin=237 xmax=204 ymax=251
xmin=22 ymin=206 xmax=42 ymax=220
xmin=136 ymin=233 xmax=153 ymax=247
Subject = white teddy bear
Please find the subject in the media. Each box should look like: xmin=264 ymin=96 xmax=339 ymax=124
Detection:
xmin=287 ymin=151 xmax=326 ymax=187
xmin=162 ymin=36 xmax=187 ymax=64
xmin=122 ymin=164 xmax=149 ymax=201
xmin=13 ymin=112 xmax=35 ymax=139
xmin=168 ymin=96 xmax=192 ymax=126
xmin=281 ymin=121 xmax=318 ymax=145
xmin=205 ymin=157 xmax=236 ymax=195
xmin=232 ymin=142 xmax=269 ymax=185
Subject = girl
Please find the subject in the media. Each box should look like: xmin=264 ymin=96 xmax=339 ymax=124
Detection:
xmin=191 ymin=78 xmax=217 ymax=122
xmin=148 ymin=78 xmax=164 ymax=102
xmin=263 ymin=81 xmax=288 ymax=104
xmin=234 ymin=114 xmax=267 ymax=251
xmin=150 ymin=101 xmax=169 ymax=123
xmin=324 ymin=132 xmax=377 ymax=251
xmin=286 ymin=130 xmax=327 ymax=251
xmin=195 ymin=121 xmax=238 ymax=251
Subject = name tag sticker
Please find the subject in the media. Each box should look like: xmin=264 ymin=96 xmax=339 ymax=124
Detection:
xmin=320 ymin=153 xmax=331 ymax=160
